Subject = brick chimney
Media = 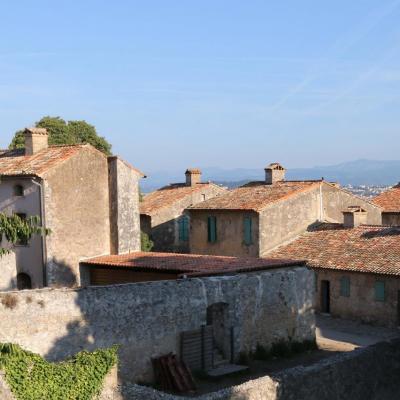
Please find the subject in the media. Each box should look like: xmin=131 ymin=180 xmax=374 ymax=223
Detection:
xmin=24 ymin=128 xmax=48 ymax=155
xmin=343 ymin=206 xmax=368 ymax=228
xmin=185 ymin=168 xmax=202 ymax=187
xmin=265 ymin=163 xmax=286 ymax=184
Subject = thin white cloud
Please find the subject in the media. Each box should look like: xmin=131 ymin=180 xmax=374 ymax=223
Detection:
xmin=269 ymin=0 xmax=400 ymax=112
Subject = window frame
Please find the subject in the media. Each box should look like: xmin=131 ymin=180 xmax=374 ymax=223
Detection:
xmin=178 ymin=215 xmax=189 ymax=242
xmin=243 ymin=216 xmax=253 ymax=246
xmin=207 ymin=216 xmax=217 ymax=243
xmin=339 ymin=276 xmax=350 ymax=297
xmin=13 ymin=184 xmax=24 ymax=197
xmin=374 ymin=281 xmax=386 ymax=302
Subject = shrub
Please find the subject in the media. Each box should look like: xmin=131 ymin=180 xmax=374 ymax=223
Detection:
xmin=0 ymin=343 xmax=118 ymax=400
xmin=1 ymin=294 xmax=18 ymax=310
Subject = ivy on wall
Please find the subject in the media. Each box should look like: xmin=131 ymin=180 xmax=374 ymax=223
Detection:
xmin=0 ymin=343 xmax=118 ymax=400
xmin=0 ymin=213 xmax=50 ymax=257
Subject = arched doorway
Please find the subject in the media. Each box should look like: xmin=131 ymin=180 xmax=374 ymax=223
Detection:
xmin=17 ymin=273 xmax=32 ymax=290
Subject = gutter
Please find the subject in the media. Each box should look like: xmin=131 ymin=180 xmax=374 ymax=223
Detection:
xmin=31 ymin=178 xmax=48 ymax=287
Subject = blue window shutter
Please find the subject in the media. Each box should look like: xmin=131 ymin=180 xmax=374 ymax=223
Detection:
xmin=244 ymin=217 xmax=252 ymax=245
xmin=183 ymin=216 xmax=189 ymax=241
xmin=340 ymin=277 xmax=350 ymax=297
xmin=208 ymin=216 xmax=217 ymax=243
xmin=375 ymin=281 xmax=385 ymax=302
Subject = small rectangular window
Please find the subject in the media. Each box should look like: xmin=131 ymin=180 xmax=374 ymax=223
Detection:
xmin=340 ymin=276 xmax=350 ymax=297
xmin=207 ymin=216 xmax=217 ymax=243
xmin=244 ymin=216 xmax=252 ymax=245
xmin=14 ymin=185 xmax=24 ymax=197
xmin=178 ymin=216 xmax=189 ymax=242
xmin=375 ymin=281 xmax=385 ymax=302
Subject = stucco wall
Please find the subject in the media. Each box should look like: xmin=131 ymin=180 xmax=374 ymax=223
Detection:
xmin=259 ymin=188 xmax=321 ymax=256
xmin=315 ymin=269 xmax=400 ymax=327
xmin=43 ymin=146 xmax=111 ymax=287
xmin=321 ymin=183 xmax=382 ymax=224
xmin=189 ymin=210 xmax=259 ymax=257
xmin=382 ymin=212 xmax=400 ymax=226
xmin=0 ymin=266 xmax=315 ymax=383
xmin=0 ymin=178 xmax=43 ymax=287
xmin=147 ymin=185 xmax=225 ymax=253
xmin=108 ymin=157 xmax=141 ymax=254
xmin=0 ymin=252 xmax=17 ymax=291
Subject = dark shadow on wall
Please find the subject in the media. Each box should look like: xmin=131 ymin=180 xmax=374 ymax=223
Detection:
xmin=46 ymin=257 xmax=79 ymax=288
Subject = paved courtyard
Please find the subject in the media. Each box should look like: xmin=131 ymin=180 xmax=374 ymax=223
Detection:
xmin=316 ymin=314 xmax=400 ymax=352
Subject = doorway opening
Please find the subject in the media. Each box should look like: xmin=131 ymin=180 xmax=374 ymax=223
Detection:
xmin=207 ymin=302 xmax=230 ymax=361
xmin=321 ymin=280 xmax=330 ymax=313
xmin=17 ymin=273 xmax=32 ymax=290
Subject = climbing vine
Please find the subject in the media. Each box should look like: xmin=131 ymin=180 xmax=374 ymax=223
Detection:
xmin=0 ymin=213 xmax=49 ymax=257
xmin=0 ymin=343 xmax=118 ymax=400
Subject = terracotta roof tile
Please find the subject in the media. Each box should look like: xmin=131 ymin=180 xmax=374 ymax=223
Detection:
xmin=82 ymin=252 xmax=304 ymax=277
xmin=372 ymin=185 xmax=400 ymax=212
xmin=0 ymin=145 xmax=88 ymax=177
xmin=140 ymin=182 xmax=224 ymax=216
xmin=188 ymin=180 xmax=322 ymax=212
xmin=268 ymin=224 xmax=400 ymax=276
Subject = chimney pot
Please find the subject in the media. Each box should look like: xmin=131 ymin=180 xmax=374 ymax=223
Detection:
xmin=343 ymin=206 xmax=368 ymax=228
xmin=265 ymin=163 xmax=286 ymax=184
xmin=24 ymin=128 xmax=48 ymax=156
xmin=185 ymin=168 xmax=202 ymax=187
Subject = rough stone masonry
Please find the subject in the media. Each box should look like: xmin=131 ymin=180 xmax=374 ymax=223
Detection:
xmin=0 ymin=265 xmax=315 ymax=383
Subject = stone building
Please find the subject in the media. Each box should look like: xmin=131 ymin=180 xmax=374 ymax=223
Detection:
xmin=372 ymin=183 xmax=400 ymax=226
xmin=188 ymin=163 xmax=382 ymax=257
xmin=268 ymin=207 xmax=400 ymax=327
xmin=0 ymin=128 xmax=144 ymax=289
xmin=140 ymin=169 xmax=226 ymax=252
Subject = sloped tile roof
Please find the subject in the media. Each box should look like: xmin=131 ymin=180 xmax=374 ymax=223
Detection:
xmin=268 ymin=224 xmax=400 ymax=276
xmin=372 ymin=184 xmax=400 ymax=212
xmin=0 ymin=145 xmax=88 ymax=177
xmin=140 ymin=182 xmax=224 ymax=216
xmin=82 ymin=251 xmax=304 ymax=277
xmin=188 ymin=180 xmax=322 ymax=212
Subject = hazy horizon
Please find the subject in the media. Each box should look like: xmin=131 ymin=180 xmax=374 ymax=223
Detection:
xmin=2 ymin=1 xmax=400 ymax=172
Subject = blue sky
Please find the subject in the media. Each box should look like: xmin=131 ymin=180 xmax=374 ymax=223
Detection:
xmin=1 ymin=1 xmax=400 ymax=173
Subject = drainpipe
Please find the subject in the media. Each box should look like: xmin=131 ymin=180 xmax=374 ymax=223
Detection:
xmin=31 ymin=178 xmax=47 ymax=287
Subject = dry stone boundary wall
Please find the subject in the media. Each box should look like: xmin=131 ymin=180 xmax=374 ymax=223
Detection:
xmin=0 ymin=266 xmax=314 ymax=383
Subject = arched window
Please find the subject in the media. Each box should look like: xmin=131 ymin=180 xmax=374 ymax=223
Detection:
xmin=13 ymin=185 xmax=24 ymax=197
xmin=17 ymin=273 xmax=32 ymax=290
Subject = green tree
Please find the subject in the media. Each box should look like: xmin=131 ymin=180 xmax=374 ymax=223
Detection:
xmin=9 ymin=116 xmax=112 ymax=155
xmin=0 ymin=213 xmax=49 ymax=257
xmin=141 ymin=231 xmax=154 ymax=252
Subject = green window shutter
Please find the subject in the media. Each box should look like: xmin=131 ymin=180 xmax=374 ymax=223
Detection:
xmin=207 ymin=216 xmax=217 ymax=243
xmin=340 ymin=277 xmax=350 ymax=297
xmin=179 ymin=216 xmax=189 ymax=242
xmin=244 ymin=217 xmax=252 ymax=245
xmin=375 ymin=281 xmax=385 ymax=302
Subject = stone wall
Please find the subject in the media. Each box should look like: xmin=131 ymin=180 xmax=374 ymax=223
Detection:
xmin=189 ymin=210 xmax=259 ymax=257
xmin=382 ymin=212 xmax=400 ymax=226
xmin=0 ymin=177 xmax=44 ymax=288
xmin=148 ymin=184 xmax=226 ymax=253
xmin=108 ymin=157 xmax=141 ymax=255
xmin=0 ymin=252 xmax=17 ymax=291
xmin=0 ymin=266 xmax=314 ymax=383
xmin=259 ymin=188 xmax=320 ymax=256
xmin=315 ymin=269 xmax=400 ymax=326
xmin=128 ymin=338 xmax=400 ymax=400
xmin=321 ymin=183 xmax=382 ymax=225
xmin=44 ymin=146 xmax=111 ymax=287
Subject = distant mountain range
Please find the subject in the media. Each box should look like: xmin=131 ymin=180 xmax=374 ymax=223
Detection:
xmin=140 ymin=159 xmax=400 ymax=192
